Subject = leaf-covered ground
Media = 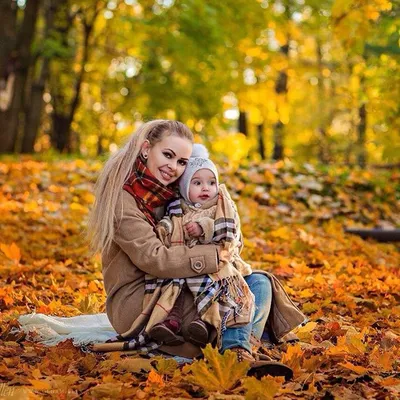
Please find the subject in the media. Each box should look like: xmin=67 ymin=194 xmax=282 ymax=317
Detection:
xmin=0 ymin=158 xmax=399 ymax=399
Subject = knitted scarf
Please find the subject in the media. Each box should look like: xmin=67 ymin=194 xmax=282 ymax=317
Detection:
xmin=123 ymin=155 xmax=179 ymax=227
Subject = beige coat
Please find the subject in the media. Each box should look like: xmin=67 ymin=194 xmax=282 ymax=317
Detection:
xmin=102 ymin=189 xmax=306 ymax=357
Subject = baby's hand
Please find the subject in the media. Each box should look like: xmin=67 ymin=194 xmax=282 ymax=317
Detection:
xmin=186 ymin=222 xmax=203 ymax=238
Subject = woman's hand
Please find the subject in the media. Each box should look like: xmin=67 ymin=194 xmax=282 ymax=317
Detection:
xmin=185 ymin=222 xmax=204 ymax=238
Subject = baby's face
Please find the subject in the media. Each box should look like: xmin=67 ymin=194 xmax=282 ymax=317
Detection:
xmin=189 ymin=169 xmax=218 ymax=205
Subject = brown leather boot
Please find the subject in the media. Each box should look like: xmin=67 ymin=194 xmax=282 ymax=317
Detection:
xmin=229 ymin=347 xmax=293 ymax=381
xmin=229 ymin=347 xmax=256 ymax=362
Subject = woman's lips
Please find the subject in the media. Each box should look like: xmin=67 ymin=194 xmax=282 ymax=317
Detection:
xmin=159 ymin=169 xmax=173 ymax=181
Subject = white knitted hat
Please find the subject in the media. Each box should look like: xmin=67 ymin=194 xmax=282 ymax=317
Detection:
xmin=179 ymin=144 xmax=219 ymax=204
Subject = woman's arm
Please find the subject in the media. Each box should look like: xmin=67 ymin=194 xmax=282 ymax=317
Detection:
xmin=114 ymin=191 xmax=219 ymax=279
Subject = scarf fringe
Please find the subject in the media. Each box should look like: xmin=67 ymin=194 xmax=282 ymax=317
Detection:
xmin=196 ymin=275 xmax=253 ymax=316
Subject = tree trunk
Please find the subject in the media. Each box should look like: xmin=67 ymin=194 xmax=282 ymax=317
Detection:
xmin=97 ymin=135 xmax=104 ymax=156
xmin=52 ymin=113 xmax=71 ymax=152
xmin=0 ymin=0 xmax=17 ymax=79
xmin=21 ymin=60 xmax=49 ymax=153
xmin=257 ymin=123 xmax=265 ymax=160
xmin=238 ymin=111 xmax=248 ymax=136
xmin=50 ymin=4 xmax=100 ymax=152
xmin=272 ymin=42 xmax=289 ymax=161
xmin=357 ymin=102 xmax=367 ymax=167
xmin=272 ymin=70 xmax=288 ymax=160
xmin=272 ymin=120 xmax=284 ymax=160
xmin=21 ymin=1 xmax=59 ymax=153
xmin=316 ymin=39 xmax=330 ymax=164
xmin=0 ymin=0 xmax=40 ymax=153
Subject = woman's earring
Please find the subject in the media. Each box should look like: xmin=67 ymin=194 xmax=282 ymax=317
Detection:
xmin=143 ymin=153 xmax=148 ymax=159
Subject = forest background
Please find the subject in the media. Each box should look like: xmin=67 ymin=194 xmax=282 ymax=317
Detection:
xmin=0 ymin=0 xmax=399 ymax=165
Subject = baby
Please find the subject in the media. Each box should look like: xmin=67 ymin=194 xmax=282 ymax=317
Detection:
xmin=147 ymin=144 xmax=253 ymax=347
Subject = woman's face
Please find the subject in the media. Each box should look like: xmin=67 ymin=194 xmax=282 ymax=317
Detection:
xmin=142 ymin=134 xmax=192 ymax=186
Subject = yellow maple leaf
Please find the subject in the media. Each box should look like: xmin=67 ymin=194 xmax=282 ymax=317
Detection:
xmin=299 ymin=289 xmax=315 ymax=299
xmin=243 ymin=375 xmax=283 ymax=399
xmin=281 ymin=343 xmax=303 ymax=375
xmin=0 ymin=242 xmax=21 ymax=264
xmin=183 ymin=344 xmax=249 ymax=392
xmin=154 ymin=356 xmax=178 ymax=376
xmin=295 ymin=321 xmax=318 ymax=342
xmin=70 ymin=202 xmax=88 ymax=212
xmin=270 ymin=226 xmax=291 ymax=240
xmin=346 ymin=330 xmax=366 ymax=354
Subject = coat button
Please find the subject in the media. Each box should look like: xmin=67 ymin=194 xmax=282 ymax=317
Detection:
xmin=194 ymin=261 xmax=203 ymax=269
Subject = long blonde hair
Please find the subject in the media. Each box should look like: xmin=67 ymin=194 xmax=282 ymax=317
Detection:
xmin=88 ymin=120 xmax=194 ymax=255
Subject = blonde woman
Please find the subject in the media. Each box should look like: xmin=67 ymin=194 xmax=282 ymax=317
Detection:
xmin=89 ymin=120 xmax=304 ymax=380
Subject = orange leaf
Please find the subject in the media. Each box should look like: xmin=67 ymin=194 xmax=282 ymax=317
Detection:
xmin=31 ymin=368 xmax=42 ymax=379
xmin=339 ymin=362 xmax=367 ymax=375
xmin=88 ymin=281 xmax=98 ymax=292
xmin=0 ymin=242 xmax=21 ymax=264
xmin=29 ymin=379 xmax=52 ymax=390
xmin=281 ymin=343 xmax=303 ymax=375
xmin=380 ymin=377 xmax=400 ymax=387
xmin=146 ymin=370 xmax=165 ymax=387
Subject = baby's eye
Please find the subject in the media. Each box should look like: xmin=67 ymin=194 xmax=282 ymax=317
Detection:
xmin=210 ymin=181 xmax=216 ymax=185
xmin=163 ymin=152 xmax=172 ymax=159
xmin=192 ymin=181 xmax=201 ymax=186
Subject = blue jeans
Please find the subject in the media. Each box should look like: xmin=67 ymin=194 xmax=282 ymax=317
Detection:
xmin=221 ymin=273 xmax=272 ymax=354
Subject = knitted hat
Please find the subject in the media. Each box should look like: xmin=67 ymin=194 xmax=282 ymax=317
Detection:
xmin=179 ymin=144 xmax=219 ymax=204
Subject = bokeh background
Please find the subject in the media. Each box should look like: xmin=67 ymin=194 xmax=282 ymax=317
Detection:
xmin=0 ymin=0 xmax=399 ymax=165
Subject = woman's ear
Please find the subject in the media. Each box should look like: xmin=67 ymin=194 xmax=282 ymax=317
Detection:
xmin=141 ymin=140 xmax=151 ymax=159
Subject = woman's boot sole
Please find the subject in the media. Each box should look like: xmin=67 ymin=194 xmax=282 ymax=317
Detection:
xmin=248 ymin=361 xmax=293 ymax=381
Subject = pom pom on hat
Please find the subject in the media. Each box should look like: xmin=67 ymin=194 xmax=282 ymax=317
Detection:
xmin=191 ymin=143 xmax=209 ymax=159
xmin=179 ymin=143 xmax=219 ymax=204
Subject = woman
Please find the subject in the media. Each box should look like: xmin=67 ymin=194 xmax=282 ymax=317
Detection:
xmin=89 ymin=120 xmax=305 ymax=379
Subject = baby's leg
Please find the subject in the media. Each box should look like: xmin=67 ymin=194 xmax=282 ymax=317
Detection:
xmin=149 ymin=291 xmax=185 ymax=345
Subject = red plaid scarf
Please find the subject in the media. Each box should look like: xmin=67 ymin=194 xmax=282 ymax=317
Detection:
xmin=123 ymin=155 xmax=179 ymax=227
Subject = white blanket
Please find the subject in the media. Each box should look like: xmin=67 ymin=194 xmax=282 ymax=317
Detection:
xmin=18 ymin=313 xmax=117 ymax=346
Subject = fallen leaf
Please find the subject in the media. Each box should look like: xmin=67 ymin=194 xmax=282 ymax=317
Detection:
xmin=339 ymin=361 xmax=368 ymax=375
xmin=0 ymin=242 xmax=21 ymax=264
xmin=183 ymin=344 xmax=249 ymax=392
xmin=146 ymin=369 xmax=165 ymax=387
xmin=243 ymin=375 xmax=283 ymax=399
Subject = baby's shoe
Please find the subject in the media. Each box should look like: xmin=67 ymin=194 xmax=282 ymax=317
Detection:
xmin=149 ymin=319 xmax=184 ymax=346
xmin=187 ymin=319 xmax=210 ymax=347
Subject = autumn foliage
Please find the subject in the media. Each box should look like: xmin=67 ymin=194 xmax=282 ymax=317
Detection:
xmin=0 ymin=158 xmax=399 ymax=399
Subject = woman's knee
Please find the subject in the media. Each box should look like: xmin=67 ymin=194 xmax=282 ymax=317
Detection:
xmin=246 ymin=273 xmax=272 ymax=296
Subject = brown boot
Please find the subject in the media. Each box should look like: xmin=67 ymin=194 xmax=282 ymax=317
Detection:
xmin=187 ymin=319 xmax=210 ymax=347
xmin=149 ymin=319 xmax=184 ymax=346
xmin=229 ymin=347 xmax=293 ymax=381
xmin=229 ymin=347 xmax=256 ymax=362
